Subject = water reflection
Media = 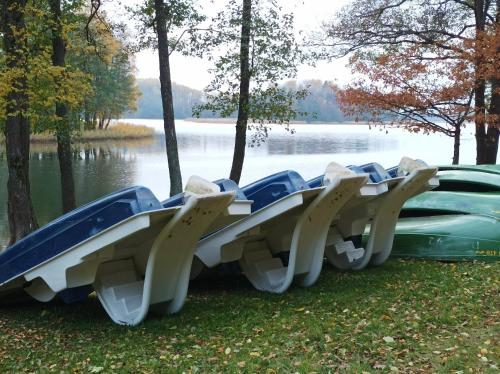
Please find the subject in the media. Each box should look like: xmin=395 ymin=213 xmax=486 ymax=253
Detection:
xmin=0 ymin=142 xmax=141 ymax=248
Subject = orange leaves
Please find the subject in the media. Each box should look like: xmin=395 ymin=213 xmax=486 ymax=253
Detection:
xmin=336 ymin=41 xmax=476 ymax=137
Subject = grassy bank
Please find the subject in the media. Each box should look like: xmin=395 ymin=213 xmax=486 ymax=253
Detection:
xmin=0 ymin=260 xmax=498 ymax=373
xmin=0 ymin=123 xmax=154 ymax=145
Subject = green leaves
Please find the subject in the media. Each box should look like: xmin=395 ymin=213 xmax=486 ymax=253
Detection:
xmin=193 ymin=0 xmax=308 ymax=144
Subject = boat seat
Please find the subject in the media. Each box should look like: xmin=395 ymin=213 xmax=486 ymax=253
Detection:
xmin=213 ymin=179 xmax=248 ymax=200
xmin=161 ymin=179 xmax=247 ymax=209
xmin=359 ymin=162 xmax=392 ymax=183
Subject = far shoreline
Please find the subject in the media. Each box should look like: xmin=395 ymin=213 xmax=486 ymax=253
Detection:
xmin=129 ymin=117 xmax=369 ymax=125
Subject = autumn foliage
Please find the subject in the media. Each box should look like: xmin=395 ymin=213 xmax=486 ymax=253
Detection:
xmin=327 ymin=0 xmax=500 ymax=164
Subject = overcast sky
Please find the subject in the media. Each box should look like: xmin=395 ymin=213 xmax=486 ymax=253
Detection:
xmin=115 ymin=0 xmax=351 ymax=90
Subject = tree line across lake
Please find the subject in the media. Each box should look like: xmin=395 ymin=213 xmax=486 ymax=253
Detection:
xmin=1 ymin=0 xmax=498 ymax=246
xmin=128 ymin=79 xmax=348 ymax=123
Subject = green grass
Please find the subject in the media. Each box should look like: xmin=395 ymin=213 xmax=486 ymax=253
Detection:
xmin=0 ymin=260 xmax=498 ymax=373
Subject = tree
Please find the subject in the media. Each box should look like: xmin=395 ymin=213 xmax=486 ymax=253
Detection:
xmin=1 ymin=0 xmax=39 ymax=244
xmin=69 ymin=23 xmax=140 ymax=131
xmin=193 ymin=0 xmax=307 ymax=183
xmin=154 ymin=0 xmax=183 ymax=195
xmin=128 ymin=79 xmax=204 ymax=119
xmin=286 ymin=80 xmax=347 ymax=123
xmin=129 ymin=0 xmax=204 ymax=195
xmin=335 ymin=46 xmax=475 ymax=164
xmin=319 ymin=0 xmax=499 ymax=164
xmin=49 ymin=0 xmax=76 ymax=213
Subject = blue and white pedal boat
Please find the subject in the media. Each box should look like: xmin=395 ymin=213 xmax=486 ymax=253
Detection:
xmin=194 ymin=163 xmax=369 ymax=293
xmin=0 ymin=176 xmax=251 ymax=325
xmin=313 ymin=158 xmax=438 ymax=270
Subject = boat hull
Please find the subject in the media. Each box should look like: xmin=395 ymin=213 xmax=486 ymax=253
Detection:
xmin=392 ymin=215 xmax=500 ymax=261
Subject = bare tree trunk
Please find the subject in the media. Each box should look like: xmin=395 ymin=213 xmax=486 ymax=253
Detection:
xmin=484 ymin=1 xmax=500 ymax=164
xmin=92 ymin=112 xmax=97 ymax=129
xmin=2 ymin=0 xmax=38 ymax=245
xmin=49 ymin=0 xmax=76 ymax=213
xmin=452 ymin=126 xmax=461 ymax=165
xmin=229 ymin=0 xmax=252 ymax=184
xmin=474 ymin=0 xmax=492 ymax=164
xmin=98 ymin=116 xmax=104 ymax=130
xmin=105 ymin=117 xmax=112 ymax=130
xmin=154 ymin=0 xmax=183 ymax=196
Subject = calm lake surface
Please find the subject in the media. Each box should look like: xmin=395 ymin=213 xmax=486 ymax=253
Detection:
xmin=0 ymin=119 xmax=485 ymax=248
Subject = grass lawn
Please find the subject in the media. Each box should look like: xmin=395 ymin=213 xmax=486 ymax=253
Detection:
xmin=0 ymin=260 xmax=498 ymax=373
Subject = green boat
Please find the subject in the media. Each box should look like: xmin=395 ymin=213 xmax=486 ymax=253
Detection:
xmin=438 ymin=164 xmax=500 ymax=175
xmin=390 ymin=166 xmax=500 ymax=261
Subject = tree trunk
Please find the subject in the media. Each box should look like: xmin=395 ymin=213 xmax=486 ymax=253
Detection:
xmin=105 ymin=116 xmax=112 ymax=130
xmin=84 ymin=110 xmax=91 ymax=130
xmin=452 ymin=126 xmax=461 ymax=165
xmin=474 ymin=0 xmax=491 ymax=164
xmin=92 ymin=112 xmax=97 ymax=129
xmin=154 ymin=0 xmax=183 ymax=196
xmin=486 ymin=79 xmax=500 ymax=164
xmin=483 ymin=1 xmax=500 ymax=164
xmin=1 ymin=0 xmax=39 ymax=245
xmin=49 ymin=0 xmax=76 ymax=213
xmin=229 ymin=0 xmax=252 ymax=183
xmin=474 ymin=0 xmax=486 ymax=162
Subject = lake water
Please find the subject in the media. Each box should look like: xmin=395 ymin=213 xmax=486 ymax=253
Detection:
xmin=0 ymin=119 xmax=486 ymax=248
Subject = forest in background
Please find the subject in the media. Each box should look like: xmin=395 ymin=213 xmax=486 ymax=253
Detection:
xmin=127 ymin=78 xmax=348 ymax=123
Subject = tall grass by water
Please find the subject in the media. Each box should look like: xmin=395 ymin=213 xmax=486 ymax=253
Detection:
xmin=0 ymin=123 xmax=154 ymax=145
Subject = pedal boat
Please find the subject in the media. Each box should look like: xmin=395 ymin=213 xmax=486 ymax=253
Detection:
xmin=0 ymin=176 xmax=251 ymax=325
xmin=194 ymin=163 xmax=369 ymax=293
xmin=309 ymin=157 xmax=438 ymax=270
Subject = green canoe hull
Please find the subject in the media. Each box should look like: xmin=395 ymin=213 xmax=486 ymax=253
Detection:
xmin=389 ymin=164 xmax=500 ymax=261
xmin=436 ymin=170 xmax=500 ymax=191
xmin=403 ymin=191 xmax=500 ymax=218
xmin=438 ymin=164 xmax=500 ymax=175
xmin=392 ymin=215 xmax=500 ymax=261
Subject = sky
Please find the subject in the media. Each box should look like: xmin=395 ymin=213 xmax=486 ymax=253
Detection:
xmin=124 ymin=0 xmax=351 ymax=90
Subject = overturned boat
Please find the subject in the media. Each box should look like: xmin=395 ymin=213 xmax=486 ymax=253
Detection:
xmin=391 ymin=166 xmax=500 ymax=261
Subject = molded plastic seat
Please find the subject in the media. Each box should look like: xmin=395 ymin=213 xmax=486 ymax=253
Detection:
xmin=214 ymin=179 xmax=247 ymax=200
xmin=162 ymin=179 xmax=248 ymax=208
xmin=359 ymin=163 xmax=392 ymax=183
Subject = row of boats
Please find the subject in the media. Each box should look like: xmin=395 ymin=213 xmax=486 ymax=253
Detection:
xmin=0 ymin=159 xmax=498 ymax=325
